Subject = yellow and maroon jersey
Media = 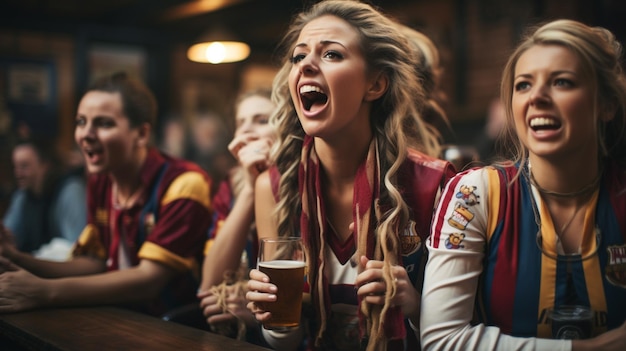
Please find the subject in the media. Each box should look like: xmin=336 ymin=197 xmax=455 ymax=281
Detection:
xmin=73 ymin=148 xmax=212 ymax=315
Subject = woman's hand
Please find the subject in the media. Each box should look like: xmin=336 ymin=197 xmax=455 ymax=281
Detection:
xmin=0 ymin=225 xmax=19 ymax=261
xmin=355 ymin=255 xmax=420 ymax=320
xmin=228 ymin=134 xmax=273 ymax=189
xmin=198 ymin=284 xmax=256 ymax=327
xmin=0 ymin=264 xmax=48 ymax=313
xmin=245 ymin=268 xmax=277 ymax=324
xmin=573 ymin=321 xmax=626 ymax=351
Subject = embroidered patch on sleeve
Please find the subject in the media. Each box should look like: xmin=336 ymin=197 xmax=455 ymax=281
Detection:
xmin=445 ymin=233 xmax=466 ymax=249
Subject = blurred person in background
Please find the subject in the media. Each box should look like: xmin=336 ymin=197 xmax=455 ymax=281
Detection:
xmin=186 ymin=110 xmax=236 ymax=194
xmin=159 ymin=116 xmax=187 ymax=159
xmin=0 ymin=72 xmax=212 ymax=317
xmin=399 ymin=24 xmax=451 ymax=140
xmin=198 ymin=88 xmax=275 ymax=344
xmin=2 ymin=138 xmax=86 ymax=257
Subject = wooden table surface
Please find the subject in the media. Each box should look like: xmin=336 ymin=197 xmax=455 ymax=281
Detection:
xmin=0 ymin=306 xmax=271 ymax=350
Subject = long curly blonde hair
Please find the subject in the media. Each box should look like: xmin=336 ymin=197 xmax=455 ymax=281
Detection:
xmin=268 ymin=0 xmax=441 ymax=349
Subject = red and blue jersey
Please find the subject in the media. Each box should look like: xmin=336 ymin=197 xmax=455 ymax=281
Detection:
xmin=425 ymin=163 xmax=626 ymax=346
xmin=475 ymin=164 xmax=626 ymax=337
xmin=72 ymin=148 xmax=213 ymax=316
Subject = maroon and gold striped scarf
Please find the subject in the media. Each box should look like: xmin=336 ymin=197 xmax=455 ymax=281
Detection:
xmin=298 ymin=135 xmax=405 ymax=350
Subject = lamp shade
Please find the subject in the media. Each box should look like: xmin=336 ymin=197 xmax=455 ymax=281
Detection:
xmin=187 ymin=40 xmax=250 ymax=64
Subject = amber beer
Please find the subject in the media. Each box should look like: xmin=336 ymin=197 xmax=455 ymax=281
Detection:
xmin=258 ymin=259 xmax=305 ymax=330
xmin=258 ymin=237 xmax=305 ymax=330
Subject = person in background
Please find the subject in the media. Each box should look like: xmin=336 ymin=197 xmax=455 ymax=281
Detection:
xmin=186 ymin=110 xmax=235 ymax=194
xmin=159 ymin=116 xmax=187 ymax=159
xmin=2 ymin=138 xmax=86 ymax=256
xmin=398 ymin=24 xmax=450 ymax=139
xmin=0 ymin=72 xmax=212 ymax=317
xmin=245 ymin=1 xmax=455 ymax=350
xmin=400 ymin=24 xmax=481 ymax=172
xmin=198 ymin=88 xmax=275 ymax=343
xmin=421 ymin=19 xmax=626 ymax=351
xmin=474 ymin=96 xmax=507 ymax=164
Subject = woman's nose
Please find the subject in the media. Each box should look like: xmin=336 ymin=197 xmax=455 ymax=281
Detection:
xmin=236 ymin=121 xmax=255 ymax=135
xmin=299 ymin=55 xmax=318 ymax=75
xmin=77 ymin=123 xmax=95 ymax=140
xmin=529 ymin=84 xmax=551 ymax=106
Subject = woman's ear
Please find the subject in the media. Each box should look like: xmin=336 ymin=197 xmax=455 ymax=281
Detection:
xmin=364 ymin=72 xmax=389 ymax=102
xmin=137 ymin=123 xmax=152 ymax=147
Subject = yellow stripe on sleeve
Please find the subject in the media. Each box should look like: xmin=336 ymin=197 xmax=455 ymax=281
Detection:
xmin=161 ymin=171 xmax=211 ymax=210
xmin=72 ymin=224 xmax=107 ymax=260
xmin=139 ymin=241 xmax=199 ymax=275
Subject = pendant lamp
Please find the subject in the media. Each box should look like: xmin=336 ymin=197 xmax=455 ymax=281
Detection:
xmin=187 ymin=27 xmax=250 ymax=64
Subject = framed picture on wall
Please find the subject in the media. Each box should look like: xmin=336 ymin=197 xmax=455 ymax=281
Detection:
xmin=7 ymin=63 xmax=51 ymax=105
xmin=88 ymin=43 xmax=147 ymax=83
xmin=0 ymin=58 xmax=57 ymax=137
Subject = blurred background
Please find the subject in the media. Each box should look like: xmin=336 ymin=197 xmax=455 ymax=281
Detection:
xmin=0 ymin=0 xmax=625 ymax=214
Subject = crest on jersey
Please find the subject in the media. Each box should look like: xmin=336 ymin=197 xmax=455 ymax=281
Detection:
xmin=606 ymin=244 xmax=626 ymax=288
xmin=96 ymin=208 xmax=108 ymax=225
xmin=400 ymin=220 xmax=422 ymax=256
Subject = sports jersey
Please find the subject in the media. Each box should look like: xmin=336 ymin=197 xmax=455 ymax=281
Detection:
xmin=204 ymin=179 xmax=258 ymax=269
xmin=267 ymin=146 xmax=456 ymax=351
xmin=421 ymin=163 xmax=626 ymax=351
xmin=72 ymin=148 xmax=212 ymax=316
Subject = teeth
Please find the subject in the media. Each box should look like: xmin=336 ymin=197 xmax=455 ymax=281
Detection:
xmin=530 ymin=117 xmax=558 ymax=127
xmin=300 ymin=85 xmax=324 ymax=94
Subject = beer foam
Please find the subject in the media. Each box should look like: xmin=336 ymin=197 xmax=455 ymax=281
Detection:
xmin=259 ymin=260 xmax=306 ymax=269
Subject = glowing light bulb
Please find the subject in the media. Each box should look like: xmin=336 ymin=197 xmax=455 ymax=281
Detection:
xmin=205 ymin=42 xmax=226 ymax=64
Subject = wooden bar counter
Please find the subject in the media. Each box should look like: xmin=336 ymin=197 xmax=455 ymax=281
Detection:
xmin=0 ymin=306 xmax=271 ymax=350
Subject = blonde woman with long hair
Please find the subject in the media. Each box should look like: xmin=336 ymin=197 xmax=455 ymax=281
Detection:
xmin=245 ymin=1 xmax=455 ymax=350
xmin=421 ymin=19 xmax=626 ymax=351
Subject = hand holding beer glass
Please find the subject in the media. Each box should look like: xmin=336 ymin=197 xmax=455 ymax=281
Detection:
xmin=255 ymin=237 xmax=306 ymax=331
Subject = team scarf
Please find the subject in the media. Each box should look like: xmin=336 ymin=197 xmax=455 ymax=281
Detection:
xmin=298 ymin=135 xmax=405 ymax=350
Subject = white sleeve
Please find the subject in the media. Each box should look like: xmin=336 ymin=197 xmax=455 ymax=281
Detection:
xmin=420 ymin=168 xmax=571 ymax=351
xmin=261 ymin=326 xmax=303 ymax=351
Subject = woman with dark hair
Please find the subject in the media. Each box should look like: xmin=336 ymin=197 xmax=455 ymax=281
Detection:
xmin=0 ymin=72 xmax=212 ymax=317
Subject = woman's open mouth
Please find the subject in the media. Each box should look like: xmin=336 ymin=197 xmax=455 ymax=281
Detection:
xmin=300 ymin=85 xmax=328 ymax=111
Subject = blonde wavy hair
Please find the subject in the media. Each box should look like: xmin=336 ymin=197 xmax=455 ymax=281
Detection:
xmin=398 ymin=24 xmax=449 ymax=133
xmin=267 ymin=0 xmax=441 ymax=349
xmin=498 ymin=19 xmax=626 ymax=173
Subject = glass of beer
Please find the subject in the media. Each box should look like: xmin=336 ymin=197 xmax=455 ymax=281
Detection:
xmin=550 ymin=305 xmax=593 ymax=339
xmin=258 ymin=237 xmax=306 ymax=331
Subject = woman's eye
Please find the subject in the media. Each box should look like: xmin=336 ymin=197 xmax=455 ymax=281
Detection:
xmin=290 ymin=53 xmax=306 ymax=64
xmin=554 ymin=78 xmax=573 ymax=87
xmin=514 ymin=81 xmax=530 ymax=91
xmin=75 ymin=118 xmax=85 ymax=126
xmin=323 ymin=50 xmax=343 ymax=60
xmin=96 ymin=120 xmax=115 ymax=128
